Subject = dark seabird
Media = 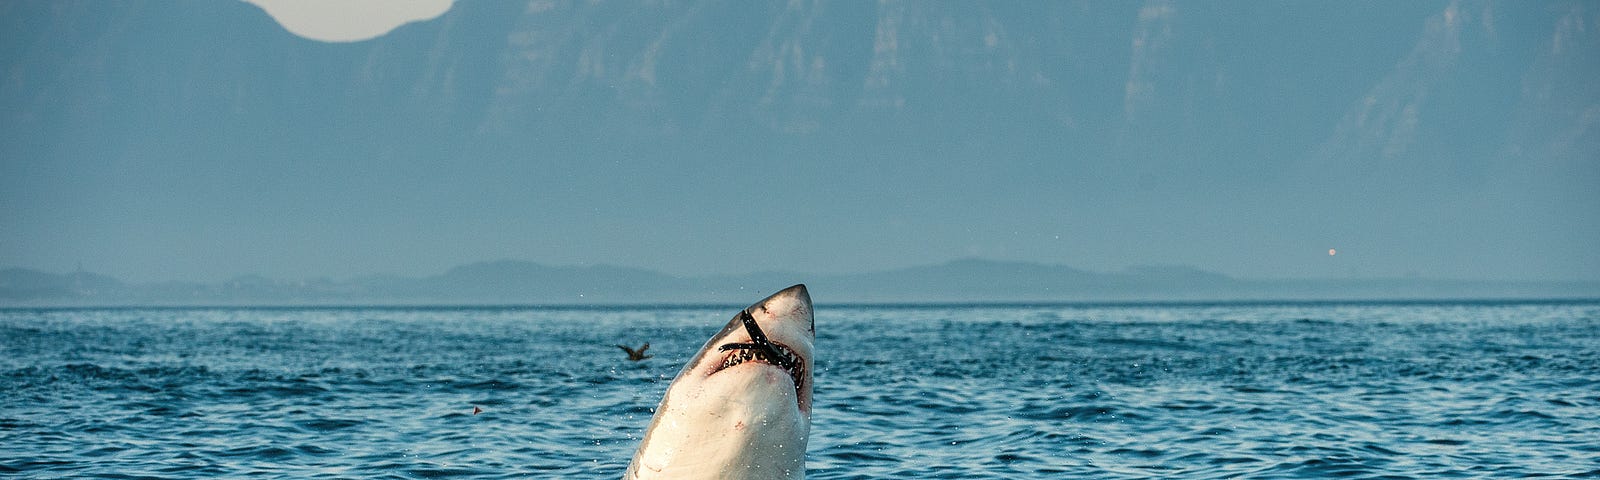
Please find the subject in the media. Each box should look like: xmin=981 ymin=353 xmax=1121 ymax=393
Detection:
xmin=618 ymin=343 xmax=653 ymax=361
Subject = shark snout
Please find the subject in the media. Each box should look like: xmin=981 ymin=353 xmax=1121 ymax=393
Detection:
xmin=756 ymin=284 xmax=813 ymax=333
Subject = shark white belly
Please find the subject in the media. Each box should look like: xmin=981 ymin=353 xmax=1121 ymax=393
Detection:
xmin=624 ymin=284 xmax=815 ymax=480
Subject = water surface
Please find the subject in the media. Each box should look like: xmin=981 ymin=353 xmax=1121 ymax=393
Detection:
xmin=3 ymin=301 xmax=1598 ymax=478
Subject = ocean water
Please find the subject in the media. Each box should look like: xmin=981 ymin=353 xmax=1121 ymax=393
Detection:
xmin=3 ymin=301 xmax=1598 ymax=479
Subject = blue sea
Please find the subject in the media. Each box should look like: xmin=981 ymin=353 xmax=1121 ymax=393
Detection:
xmin=3 ymin=301 xmax=1598 ymax=479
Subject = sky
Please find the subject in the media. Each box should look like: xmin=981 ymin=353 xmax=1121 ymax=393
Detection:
xmin=1 ymin=1 xmax=1596 ymax=284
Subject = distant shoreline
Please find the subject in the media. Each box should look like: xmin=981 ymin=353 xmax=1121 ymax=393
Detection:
xmin=5 ymin=297 xmax=1598 ymax=311
xmin=5 ymin=259 xmax=1597 ymax=309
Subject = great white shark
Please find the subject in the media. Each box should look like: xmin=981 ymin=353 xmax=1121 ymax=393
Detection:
xmin=625 ymin=284 xmax=815 ymax=479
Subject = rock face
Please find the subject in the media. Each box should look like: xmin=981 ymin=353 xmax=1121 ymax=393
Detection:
xmin=4 ymin=1 xmax=1593 ymax=164
xmin=3 ymin=1 xmax=1596 ymax=285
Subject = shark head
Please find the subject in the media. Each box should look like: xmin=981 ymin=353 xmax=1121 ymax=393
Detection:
xmin=690 ymin=284 xmax=815 ymax=413
xmin=625 ymin=284 xmax=815 ymax=479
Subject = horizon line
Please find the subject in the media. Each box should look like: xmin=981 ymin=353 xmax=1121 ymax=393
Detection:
xmin=7 ymin=257 xmax=1600 ymax=285
xmin=6 ymin=296 xmax=1600 ymax=312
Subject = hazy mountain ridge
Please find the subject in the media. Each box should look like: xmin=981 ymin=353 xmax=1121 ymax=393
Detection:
xmin=3 ymin=1 xmax=1595 ymax=283
xmin=5 ymin=1 xmax=1592 ymax=173
xmin=2 ymin=259 xmax=1594 ymax=307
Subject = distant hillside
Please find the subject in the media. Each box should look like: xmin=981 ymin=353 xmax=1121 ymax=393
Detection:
xmin=0 ymin=268 xmax=126 ymax=301
xmin=2 ymin=260 xmax=1595 ymax=307
xmin=4 ymin=1 xmax=1596 ymax=282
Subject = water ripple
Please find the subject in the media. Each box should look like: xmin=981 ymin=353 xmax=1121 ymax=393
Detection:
xmin=3 ymin=302 xmax=1598 ymax=478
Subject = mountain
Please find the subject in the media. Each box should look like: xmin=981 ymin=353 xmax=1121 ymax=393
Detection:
xmin=3 ymin=1 xmax=1596 ymax=282
xmin=0 ymin=268 xmax=126 ymax=301
xmin=2 ymin=259 xmax=1594 ymax=307
xmin=7 ymin=1 xmax=1588 ymax=175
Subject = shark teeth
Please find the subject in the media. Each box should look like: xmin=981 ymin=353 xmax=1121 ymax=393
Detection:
xmin=713 ymin=341 xmax=806 ymax=394
xmin=706 ymin=308 xmax=808 ymax=398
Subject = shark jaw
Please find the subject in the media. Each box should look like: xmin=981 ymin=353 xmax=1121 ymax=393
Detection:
xmin=710 ymin=309 xmax=809 ymax=409
xmin=625 ymin=285 xmax=815 ymax=480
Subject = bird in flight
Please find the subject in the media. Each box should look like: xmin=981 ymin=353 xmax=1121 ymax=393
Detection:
xmin=617 ymin=343 xmax=653 ymax=361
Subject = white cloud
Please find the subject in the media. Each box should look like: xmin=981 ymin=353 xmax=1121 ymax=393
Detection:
xmin=244 ymin=0 xmax=453 ymax=43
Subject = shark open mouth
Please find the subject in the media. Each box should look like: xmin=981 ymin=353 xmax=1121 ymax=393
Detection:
xmin=712 ymin=309 xmax=807 ymax=397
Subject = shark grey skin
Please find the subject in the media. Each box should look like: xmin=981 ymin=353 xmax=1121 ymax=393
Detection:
xmin=625 ymin=284 xmax=815 ymax=480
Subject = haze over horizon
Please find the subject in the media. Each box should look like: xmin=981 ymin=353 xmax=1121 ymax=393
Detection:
xmin=3 ymin=1 xmax=1596 ymax=285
